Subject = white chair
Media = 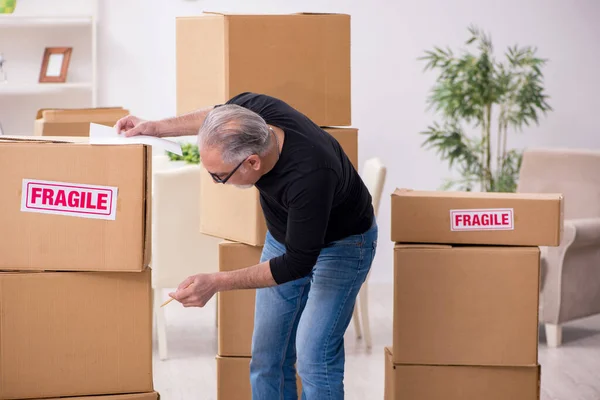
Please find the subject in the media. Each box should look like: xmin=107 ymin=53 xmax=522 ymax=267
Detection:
xmin=352 ymin=157 xmax=387 ymax=348
xmin=151 ymin=155 xmax=222 ymax=360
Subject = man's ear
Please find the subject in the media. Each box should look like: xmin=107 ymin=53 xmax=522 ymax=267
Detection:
xmin=247 ymin=155 xmax=261 ymax=170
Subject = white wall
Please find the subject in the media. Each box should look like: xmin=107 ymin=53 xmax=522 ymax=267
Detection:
xmin=95 ymin=0 xmax=600 ymax=283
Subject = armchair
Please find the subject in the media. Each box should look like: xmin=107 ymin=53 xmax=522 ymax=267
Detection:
xmin=151 ymin=155 xmax=222 ymax=360
xmin=517 ymin=148 xmax=600 ymax=347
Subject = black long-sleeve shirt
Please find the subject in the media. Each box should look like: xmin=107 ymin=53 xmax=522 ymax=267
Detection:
xmin=222 ymin=92 xmax=374 ymax=284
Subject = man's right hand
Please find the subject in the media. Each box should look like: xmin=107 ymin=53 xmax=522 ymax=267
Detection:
xmin=115 ymin=115 xmax=160 ymax=137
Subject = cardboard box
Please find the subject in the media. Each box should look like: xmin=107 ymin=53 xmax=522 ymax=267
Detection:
xmin=393 ymin=245 xmax=540 ymax=366
xmin=384 ymin=347 xmax=540 ymax=400
xmin=200 ymin=128 xmax=358 ymax=246
xmin=176 ymin=13 xmax=351 ymax=126
xmin=216 ymin=356 xmax=302 ymax=400
xmin=42 ymin=392 xmax=159 ymax=400
xmin=0 ymin=269 xmax=153 ymax=399
xmin=0 ymin=136 xmax=151 ymax=272
xmin=391 ymin=188 xmax=563 ymax=246
xmin=34 ymin=107 xmax=130 ymax=137
xmin=218 ymin=241 xmax=263 ymax=357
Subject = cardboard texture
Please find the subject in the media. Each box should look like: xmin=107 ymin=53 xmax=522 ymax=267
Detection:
xmin=200 ymin=128 xmax=358 ymax=246
xmin=384 ymin=348 xmax=540 ymax=400
xmin=390 ymin=189 xmax=563 ymax=246
xmin=217 ymin=241 xmax=263 ymax=357
xmin=393 ymin=245 xmax=540 ymax=366
xmin=41 ymin=392 xmax=159 ymax=400
xmin=176 ymin=13 xmax=351 ymax=126
xmin=34 ymin=107 xmax=130 ymax=137
xmin=216 ymin=356 xmax=302 ymax=400
xmin=0 ymin=269 xmax=153 ymax=399
xmin=0 ymin=137 xmax=151 ymax=272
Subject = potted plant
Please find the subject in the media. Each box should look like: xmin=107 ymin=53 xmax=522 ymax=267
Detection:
xmin=167 ymin=142 xmax=200 ymax=165
xmin=420 ymin=25 xmax=552 ymax=192
xmin=0 ymin=0 xmax=17 ymax=14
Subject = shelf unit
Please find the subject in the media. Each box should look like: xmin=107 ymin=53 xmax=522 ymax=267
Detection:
xmin=0 ymin=0 xmax=98 ymax=136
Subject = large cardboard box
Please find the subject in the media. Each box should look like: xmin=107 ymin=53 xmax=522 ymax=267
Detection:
xmin=200 ymin=128 xmax=358 ymax=246
xmin=0 ymin=137 xmax=151 ymax=272
xmin=42 ymin=393 xmax=159 ymax=400
xmin=176 ymin=13 xmax=351 ymax=126
xmin=391 ymin=188 xmax=563 ymax=246
xmin=216 ymin=356 xmax=302 ymax=400
xmin=218 ymin=241 xmax=263 ymax=357
xmin=34 ymin=107 xmax=130 ymax=137
xmin=384 ymin=347 xmax=540 ymax=400
xmin=0 ymin=269 xmax=153 ymax=399
xmin=393 ymin=245 xmax=540 ymax=366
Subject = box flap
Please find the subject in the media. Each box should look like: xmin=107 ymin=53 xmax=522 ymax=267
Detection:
xmin=36 ymin=107 xmax=127 ymax=122
xmin=394 ymin=243 xmax=451 ymax=250
xmin=0 ymin=135 xmax=87 ymax=144
xmin=392 ymin=188 xmax=563 ymax=201
xmin=201 ymin=11 xmax=348 ymax=17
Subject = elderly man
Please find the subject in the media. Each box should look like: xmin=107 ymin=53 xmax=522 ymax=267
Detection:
xmin=116 ymin=92 xmax=377 ymax=400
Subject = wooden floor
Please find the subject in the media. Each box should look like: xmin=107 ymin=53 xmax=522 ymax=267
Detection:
xmin=152 ymin=284 xmax=600 ymax=400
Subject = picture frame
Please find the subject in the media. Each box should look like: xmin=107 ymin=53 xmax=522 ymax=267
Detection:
xmin=39 ymin=47 xmax=72 ymax=83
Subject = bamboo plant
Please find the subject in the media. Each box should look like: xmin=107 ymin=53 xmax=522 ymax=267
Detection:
xmin=420 ymin=25 xmax=552 ymax=192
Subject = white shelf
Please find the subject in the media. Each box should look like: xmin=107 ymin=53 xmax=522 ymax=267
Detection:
xmin=0 ymin=82 xmax=93 ymax=95
xmin=0 ymin=15 xmax=93 ymax=27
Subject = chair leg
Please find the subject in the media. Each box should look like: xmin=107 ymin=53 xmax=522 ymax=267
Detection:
xmin=154 ymin=288 xmax=168 ymax=360
xmin=215 ymin=293 xmax=219 ymax=327
xmin=359 ymin=283 xmax=372 ymax=348
xmin=353 ymin=300 xmax=362 ymax=339
xmin=545 ymin=323 xmax=563 ymax=348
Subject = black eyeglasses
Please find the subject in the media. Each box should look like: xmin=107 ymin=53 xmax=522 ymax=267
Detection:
xmin=209 ymin=156 xmax=249 ymax=184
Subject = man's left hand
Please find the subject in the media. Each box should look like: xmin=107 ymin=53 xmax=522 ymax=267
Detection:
xmin=169 ymin=273 xmax=219 ymax=307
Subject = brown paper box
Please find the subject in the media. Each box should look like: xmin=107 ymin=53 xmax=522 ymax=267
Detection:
xmin=391 ymin=188 xmax=563 ymax=246
xmin=0 ymin=136 xmax=151 ymax=272
xmin=34 ymin=107 xmax=130 ymax=137
xmin=384 ymin=348 xmax=540 ymax=400
xmin=0 ymin=269 xmax=153 ymax=399
xmin=393 ymin=245 xmax=540 ymax=366
xmin=217 ymin=241 xmax=262 ymax=357
xmin=216 ymin=356 xmax=302 ymax=400
xmin=40 ymin=392 xmax=159 ymax=400
xmin=176 ymin=13 xmax=351 ymax=126
xmin=200 ymin=128 xmax=358 ymax=246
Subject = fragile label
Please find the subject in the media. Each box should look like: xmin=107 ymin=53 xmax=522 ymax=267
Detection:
xmin=21 ymin=179 xmax=118 ymax=220
xmin=450 ymin=208 xmax=514 ymax=231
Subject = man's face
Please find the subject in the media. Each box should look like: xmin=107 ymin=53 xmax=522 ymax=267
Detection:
xmin=200 ymin=145 xmax=261 ymax=189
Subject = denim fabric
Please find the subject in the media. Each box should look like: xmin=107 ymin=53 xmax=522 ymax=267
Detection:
xmin=249 ymin=220 xmax=378 ymax=400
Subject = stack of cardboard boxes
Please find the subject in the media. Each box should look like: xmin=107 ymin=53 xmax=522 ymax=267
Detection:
xmin=0 ymin=136 xmax=158 ymax=400
xmin=175 ymin=11 xmax=357 ymax=399
xmin=385 ymin=189 xmax=564 ymax=400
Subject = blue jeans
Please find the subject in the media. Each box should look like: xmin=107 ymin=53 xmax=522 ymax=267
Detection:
xmin=249 ymin=220 xmax=378 ymax=400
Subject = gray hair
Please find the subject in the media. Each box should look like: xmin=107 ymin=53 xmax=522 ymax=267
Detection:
xmin=198 ymin=104 xmax=271 ymax=164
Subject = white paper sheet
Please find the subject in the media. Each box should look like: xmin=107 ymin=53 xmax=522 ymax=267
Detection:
xmin=88 ymin=123 xmax=183 ymax=156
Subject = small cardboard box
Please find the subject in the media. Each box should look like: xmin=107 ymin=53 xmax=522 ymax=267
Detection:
xmin=217 ymin=241 xmax=263 ymax=357
xmin=216 ymin=356 xmax=302 ymax=400
xmin=176 ymin=13 xmax=351 ymax=126
xmin=393 ymin=245 xmax=540 ymax=366
xmin=200 ymin=128 xmax=358 ymax=246
xmin=34 ymin=107 xmax=130 ymax=137
xmin=43 ymin=392 xmax=159 ymax=400
xmin=384 ymin=348 xmax=540 ymax=400
xmin=0 ymin=136 xmax=151 ymax=272
xmin=0 ymin=269 xmax=153 ymax=399
xmin=391 ymin=188 xmax=563 ymax=246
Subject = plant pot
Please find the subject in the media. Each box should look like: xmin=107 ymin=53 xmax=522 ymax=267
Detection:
xmin=0 ymin=0 xmax=17 ymax=14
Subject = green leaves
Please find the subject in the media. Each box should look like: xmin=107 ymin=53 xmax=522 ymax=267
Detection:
xmin=166 ymin=143 xmax=200 ymax=164
xmin=420 ymin=25 xmax=551 ymax=193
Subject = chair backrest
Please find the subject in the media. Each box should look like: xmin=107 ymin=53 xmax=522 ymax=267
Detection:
xmin=360 ymin=157 xmax=387 ymax=217
xmin=517 ymin=148 xmax=600 ymax=219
